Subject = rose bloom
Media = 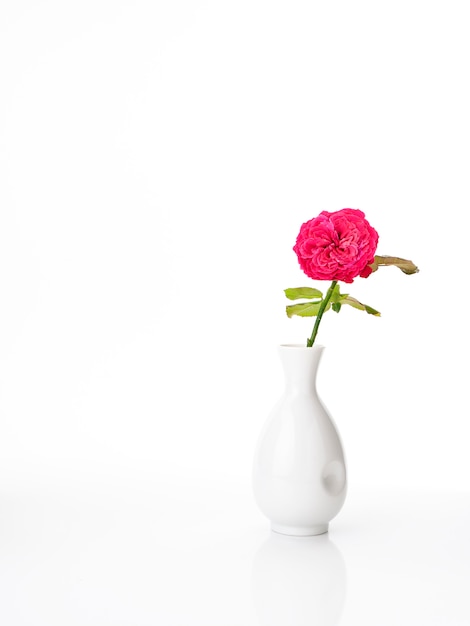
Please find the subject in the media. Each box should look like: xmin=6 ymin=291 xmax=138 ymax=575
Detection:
xmin=293 ymin=208 xmax=379 ymax=283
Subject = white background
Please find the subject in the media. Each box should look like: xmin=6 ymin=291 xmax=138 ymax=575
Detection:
xmin=1 ymin=1 xmax=469 ymax=624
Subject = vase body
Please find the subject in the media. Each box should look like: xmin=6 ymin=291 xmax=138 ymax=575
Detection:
xmin=252 ymin=345 xmax=347 ymax=536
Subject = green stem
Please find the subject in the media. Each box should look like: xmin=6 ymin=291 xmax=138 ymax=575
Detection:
xmin=307 ymin=280 xmax=337 ymax=347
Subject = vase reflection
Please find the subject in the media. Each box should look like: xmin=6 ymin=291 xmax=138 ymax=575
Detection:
xmin=251 ymin=531 xmax=346 ymax=626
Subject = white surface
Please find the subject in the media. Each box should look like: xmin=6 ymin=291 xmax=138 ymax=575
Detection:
xmin=1 ymin=475 xmax=469 ymax=625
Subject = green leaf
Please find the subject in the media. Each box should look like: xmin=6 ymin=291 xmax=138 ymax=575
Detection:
xmin=364 ymin=304 xmax=381 ymax=316
xmin=284 ymin=287 xmax=323 ymax=301
xmin=286 ymin=300 xmax=326 ymax=318
xmin=340 ymin=295 xmax=365 ymax=311
xmin=332 ymin=302 xmax=342 ymax=313
xmin=330 ymin=282 xmax=342 ymax=305
xmin=340 ymin=295 xmax=381 ymax=316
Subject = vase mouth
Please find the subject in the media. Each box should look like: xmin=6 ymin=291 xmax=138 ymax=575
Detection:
xmin=280 ymin=343 xmax=325 ymax=350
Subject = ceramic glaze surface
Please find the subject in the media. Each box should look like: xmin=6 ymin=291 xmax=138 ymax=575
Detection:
xmin=253 ymin=345 xmax=347 ymax=536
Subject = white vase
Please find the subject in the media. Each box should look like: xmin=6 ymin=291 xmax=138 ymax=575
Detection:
xmin=252 ymin=344 xmax=347 ymax=536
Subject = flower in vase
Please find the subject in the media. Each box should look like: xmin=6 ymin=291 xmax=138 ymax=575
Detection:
xmin=286 ymin=208 xmax=418 ymax=347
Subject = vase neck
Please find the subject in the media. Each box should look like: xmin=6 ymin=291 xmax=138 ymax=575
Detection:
xmin=279 ymin=345 xmax=324 ymax=394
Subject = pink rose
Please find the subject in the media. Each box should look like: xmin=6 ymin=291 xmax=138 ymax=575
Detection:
xmin=293 ymin=208 xmax=379 ymax=283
